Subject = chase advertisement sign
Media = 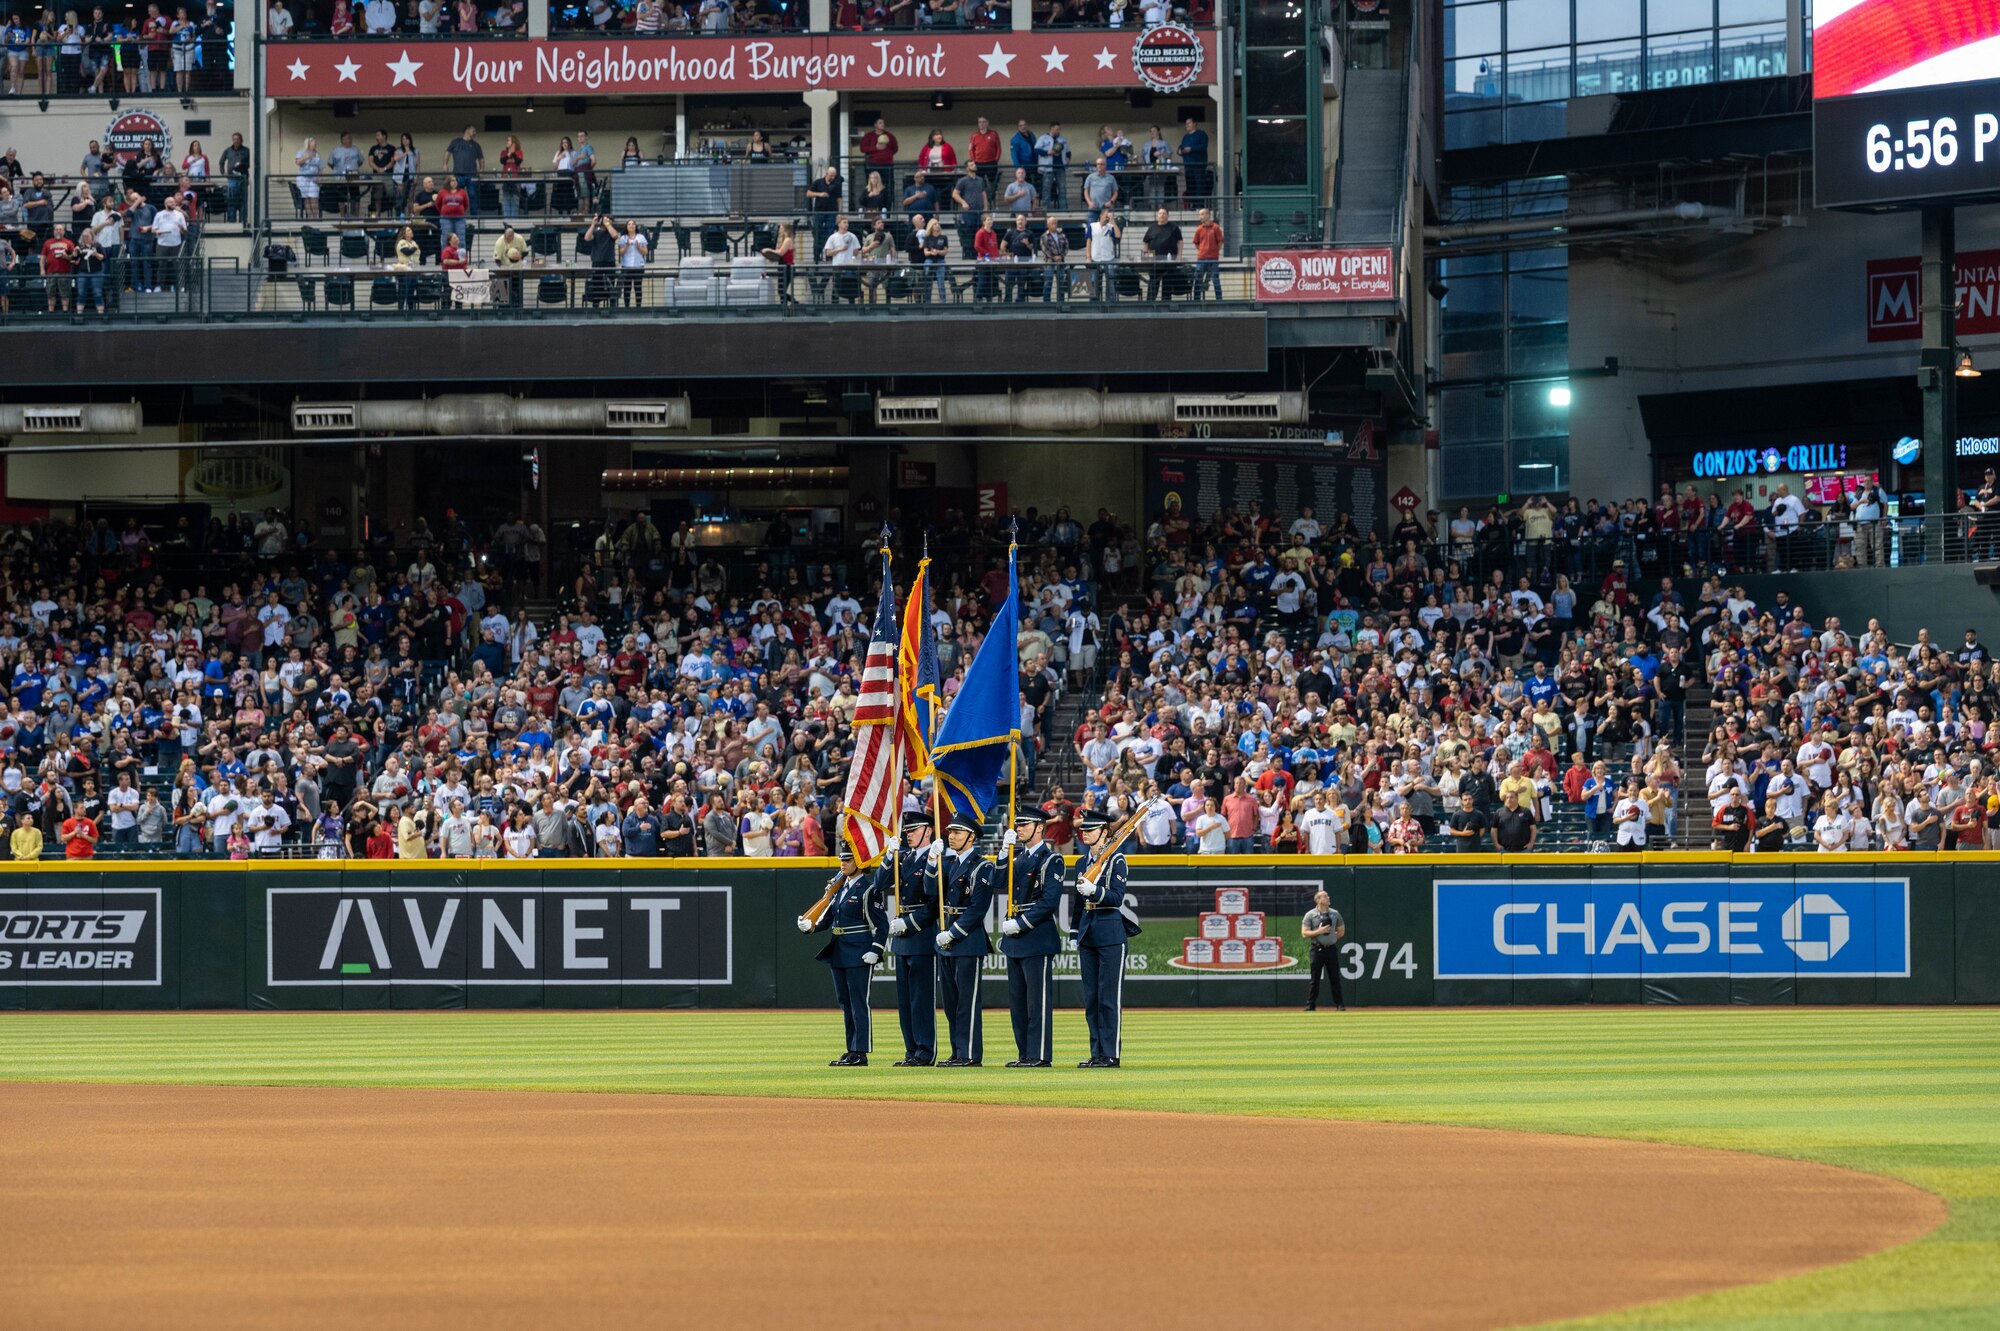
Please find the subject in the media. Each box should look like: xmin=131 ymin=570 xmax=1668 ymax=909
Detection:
xmin=266 ymin=884 xmax=733 ymax=986
xmin=1434 ymin=879 xmax=1911 ymax=979
xmin=0 ymin=887 xmax=162 ymax=984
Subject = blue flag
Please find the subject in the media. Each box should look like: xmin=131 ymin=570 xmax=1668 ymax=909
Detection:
xmin=930 ymin=542 xmax=1021 ymax=824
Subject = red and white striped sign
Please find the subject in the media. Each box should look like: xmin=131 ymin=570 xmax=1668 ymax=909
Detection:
xmin=1814 ymin=0 xmax=2000 ymax=100
xmin=839 ymin=581 xmax=905 ymax=867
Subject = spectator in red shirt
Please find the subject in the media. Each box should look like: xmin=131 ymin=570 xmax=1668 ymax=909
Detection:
xmin=40 ymin=223 xmax=77 ymax=313
xmin=1192 ymin=207 xmax=1223 ymax=301
xmin=61 ymin=810 xmax=99 ymax=858
xmin=917 ymin=128 xmax=956 ymax=172
xmin=1222 ymin=776 xmax=1261 ymax=853
xmin=972 ymin=213 xmax=1001 ymax=300
xmin=437 ymin=176 xmax=470 ymax=249
xmin=967 ymin=116 xmax=1000 ymax=186
xmin=859 ymin=117 xmax=898 ymax=168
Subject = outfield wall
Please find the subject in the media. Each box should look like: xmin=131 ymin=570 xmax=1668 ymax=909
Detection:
xmin=3 ymin=855 xmax=1996 ymax=1009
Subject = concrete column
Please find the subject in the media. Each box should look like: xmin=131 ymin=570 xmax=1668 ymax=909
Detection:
xmin=809 ymin=0 xmax=830 ymax=31
xmin=1011 ymin=0 xmax=1031 ymax=30
xmin=805 ymin=89 xmax=838 ymax=173
xmin=1920 ymin=204 xmax=1959 ymax=561
xmin=675 ymin=94 xmax=687 ymax=158
xmin=529 ymin=0 xmax=548 ymax=38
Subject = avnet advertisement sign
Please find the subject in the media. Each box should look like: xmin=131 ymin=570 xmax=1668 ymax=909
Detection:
xmin=267 ymin=884 xmax=732 ymax=986
xmin=0 ymin=887 xmax=162 ymax=984
xmin=1434 ymin=879 xmax=1911 ymax=979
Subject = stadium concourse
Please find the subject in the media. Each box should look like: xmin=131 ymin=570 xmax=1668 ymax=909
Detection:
xmin=2 ymin=489 xmax=1996 ymax=862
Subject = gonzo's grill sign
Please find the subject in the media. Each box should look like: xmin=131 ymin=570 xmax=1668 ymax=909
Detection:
xmin=0 ymin=887 xmax=162 ymax=983
xmin=266 ymin=884 xmax=733 ymax=985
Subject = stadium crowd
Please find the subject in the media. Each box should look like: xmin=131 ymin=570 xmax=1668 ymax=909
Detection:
xmin=3 ymin=484 xmax=1996 ymax=860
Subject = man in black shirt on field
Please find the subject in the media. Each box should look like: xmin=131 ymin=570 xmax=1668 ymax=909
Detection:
xmin=1446 ymin=790 xmax=1488 ymax=853
xmin=1141 ymin=206 xmax=1182 ymax=301
xmin=1492 ymin=791 xmax=1536 ymax=852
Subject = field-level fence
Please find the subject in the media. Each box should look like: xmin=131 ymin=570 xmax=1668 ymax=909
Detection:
xmin=2 ymin=853 xmax=1995 ymax=1009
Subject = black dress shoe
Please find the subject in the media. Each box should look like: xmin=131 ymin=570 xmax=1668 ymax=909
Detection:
xmin=1029 ymin=1060 xmax=1052 ymax=1067
xmin=893 ymin=1058 xmax=913 ymax=1066
xmin=938 ymin=1057 xmax=970 ymax=1068
xmin=1005 ymin=1059 xmax=1031 ymax=1067
xmin=1078 ymin=1058 xmax=1104 ymax=1068
xmin=1303 ymin=1004 xmax=1316 ymax=1011
xmin=1101 ymin=1058 xmax=1120 ymax=1067
xmin=1336 ymin=1005 xmax=1346 ymax=1011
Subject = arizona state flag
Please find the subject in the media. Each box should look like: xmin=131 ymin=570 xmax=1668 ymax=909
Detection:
xmin=898 ymin=553 xmax=939 ymax=777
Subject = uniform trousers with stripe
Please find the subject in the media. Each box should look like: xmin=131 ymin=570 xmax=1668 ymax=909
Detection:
xmin=831 ymin=963 xmax=874 ymax=1054
xmin=939 ymin=952 xmax=984 ymax=1062
xmin=1079 ymin=943 xmax=1125 ymax=1062
xmin=894 ymin=955 xmax=937 ymax=1062
xmin=1006 ymin=954 xmax=1054 ymax=1063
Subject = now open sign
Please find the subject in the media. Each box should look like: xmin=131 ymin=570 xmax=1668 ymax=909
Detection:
xmin=1254 ymin=248 xmax=1397 ymax=302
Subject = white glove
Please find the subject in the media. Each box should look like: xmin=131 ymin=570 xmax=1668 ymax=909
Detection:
xmin=1000 ymin=918 xmax=1022 ymax=937
xmin=1000 ymin=829 xmax=1018 ymax=850
xmin=796 ymin=915 xmax=813 ymax=933
xmin=861 ymin=949 xmax=881 ymax=965
xmin=927 ymin=841 xmax=945 ymax=864
xmin=934 ymin=931 xmax=953 ymax=950
xmin=1078 ymin=882 xmax=1100 ymax=900
xmin=889 ymin=916 xmax=909 ymax=937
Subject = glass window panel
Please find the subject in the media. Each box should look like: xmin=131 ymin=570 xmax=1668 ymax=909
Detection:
xmin=1446 ymin=1 xmax=1501 ymax=56
xmin=1506 ymin=0 xmax=1569 ymax=50
xmin=1575 ymin=37 xmax=1643 ymax=94
xmin=1244 ymin=0 xmax=1306 ymax=46
xmin=1440 ymin=251 xmax=1503 ymax=276
xmin=1444 ymin=108 xmax=1503 ymax=150
xmin=1510 ymin=382 xmax=1570 ymax=439
xmin=1718 ymin=0 xmax=1785 ymax=21
xmin=1646 ymin=0 xmax=1712 ymax=33
xmin=1718 ymin=21 xmax=1788 ymax=80
xmin=1645 ymin=30 xmax=1718 ymax=87
xmin=1438 ymin=388 xmax=1506 ymax=444
xmin=1439 ymin=274 xmax=1505 ymax=328
xmin=1244 ymin=51 xmax=1310 ymax=115
xmin=1445 ymin=53 xmax=1505 ymax=98
xmin=1577 ymin=0 xmax=1639 ymax=42
xmin=1511 ymin=438 xmax=1569 ymax=496
xmin=1502 ymin=44 xmax=1573 ymax=102
xmin=1505 ymin=100 xmax=1570 ymax=142
xmin=1439 ymin=444 xmax=1509 ymax=501
xmin=1245 ymin=119 xmax=1309 ymax=188
xmin=1509 ymin=267 xmax=1568 ymax=323
xmin=1442 ymin=327 xmax=1507 ymax=379
xmin=1508 ymin=321 xmax=1570 ymax=375
xmin=1512 ymin=245 xmax=1565 ymax=269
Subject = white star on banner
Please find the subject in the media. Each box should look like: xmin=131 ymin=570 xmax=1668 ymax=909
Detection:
xmin=286 ymin=57 xmax=310 ymax=80
xmin=385 ymin=48 xmax=423 ymax=86
xmin=1041 ymin=46 xmax=1068 ymax=72
xmin=979 ymin=41 xmax=1016 ymax=78
xmin=333 ymin=56 xmax=360 ymax=82
xmin=1093 ymin=47 xmax=1117 ymax=69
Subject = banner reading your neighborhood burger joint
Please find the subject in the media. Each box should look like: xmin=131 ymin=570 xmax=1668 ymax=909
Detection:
xmin=265 ymin=25 xmax=1214 ymax=96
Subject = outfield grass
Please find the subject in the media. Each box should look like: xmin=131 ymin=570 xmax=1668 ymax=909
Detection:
xmin=5 ymin=1006 xmax=1997 ymax=1329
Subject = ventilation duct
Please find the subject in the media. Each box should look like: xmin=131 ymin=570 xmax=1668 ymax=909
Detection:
xmin=292 ymin=395 xmax=691 ymax=435
xmin=875 ymin=390 xmax=1306 ymax=433
xmin=0 ymin=403 xmax=143 ymax=435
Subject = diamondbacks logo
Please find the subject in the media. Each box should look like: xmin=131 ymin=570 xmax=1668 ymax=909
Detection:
xmin=0 ymin=887 xmax=163 ymax=983
xmin=266 ymin=883 xmax=733 ymax=986
xmin=1131 ymin=23 xmax=1203 ymax=94
xmin=105 ymin=108 xmax=173 ymax=165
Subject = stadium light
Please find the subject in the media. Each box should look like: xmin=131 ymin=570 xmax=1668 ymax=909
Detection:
xmin=1548 ymin=385 xmax=1572 ymax=407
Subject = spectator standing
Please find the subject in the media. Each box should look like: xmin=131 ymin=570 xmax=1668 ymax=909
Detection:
xmin=1299 ymin=889 xmax=1344 ymax=1011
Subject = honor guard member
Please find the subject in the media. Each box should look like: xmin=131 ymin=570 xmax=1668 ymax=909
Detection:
xmin=997 ymin=805 xmax=1064 ymax=1067
xmin=1071 ymin=809 xmax=1137 ymax=1067
xmin=800 ymin=842 xmax=887 ymax=1066
xmin=885 ymin=817 xmax=940 ymax=1066
xmin=929 ymin=812 xmax=995 ymax=1066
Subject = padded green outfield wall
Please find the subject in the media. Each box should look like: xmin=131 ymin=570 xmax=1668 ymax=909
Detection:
xmin=1 ymin=854 xmax=1995 ymax=1009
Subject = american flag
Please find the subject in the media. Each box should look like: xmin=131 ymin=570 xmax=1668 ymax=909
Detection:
xmin=838 ymin=557 xmax=904 ymax=868
xmin=1815 ymin=0 xmax=2000 ymax=99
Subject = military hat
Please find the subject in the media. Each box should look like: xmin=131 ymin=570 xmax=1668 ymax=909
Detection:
xmin=1077 ymin=809 xmax=1113 ymax=832
xmin=835 ymin=840 xmax=857 ymax=861
xmin=947 ymin=813 xmax=982 ymax=835
xmin=1012 ymin=806 xmax=1048 ymax=826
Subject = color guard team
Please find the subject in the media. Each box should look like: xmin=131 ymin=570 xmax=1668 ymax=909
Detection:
xmin=800 ymin=806 xmax=1138 ymax=1068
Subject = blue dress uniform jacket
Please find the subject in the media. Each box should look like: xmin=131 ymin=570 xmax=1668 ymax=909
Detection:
xmin=813 ymin=872 xmax=889 ymax=966
xmin=1071 ymin=845 xmax=1131 ymax=949
xmin=930 ymin=848 xmax=995 ymax=1063
xmin=812 ymin=870 xmax=888 ymax=1056
xmin=887 ymin=846 xmax=940 ymax=958
xmin=1000 ymin=841 xmax=1065 ymax=958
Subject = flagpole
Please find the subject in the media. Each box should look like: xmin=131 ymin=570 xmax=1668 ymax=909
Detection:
xmin=1005 ymin=525 xmax=1018 ymax=916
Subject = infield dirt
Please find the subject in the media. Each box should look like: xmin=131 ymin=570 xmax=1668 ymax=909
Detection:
xmin=0 ymin=1082 xmax=1944 ymax=1330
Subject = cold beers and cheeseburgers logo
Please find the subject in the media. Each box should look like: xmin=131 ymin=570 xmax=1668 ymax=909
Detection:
xmin=105 ymin=108 xmax=173 ymax=165
xmin=1258 ymin=254 xmax=1300 ymax=295
xmin=0 ymin=887 xmax=163 ymax=984
xmin=1132 ymin=22 xmax=1203 ymax=93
